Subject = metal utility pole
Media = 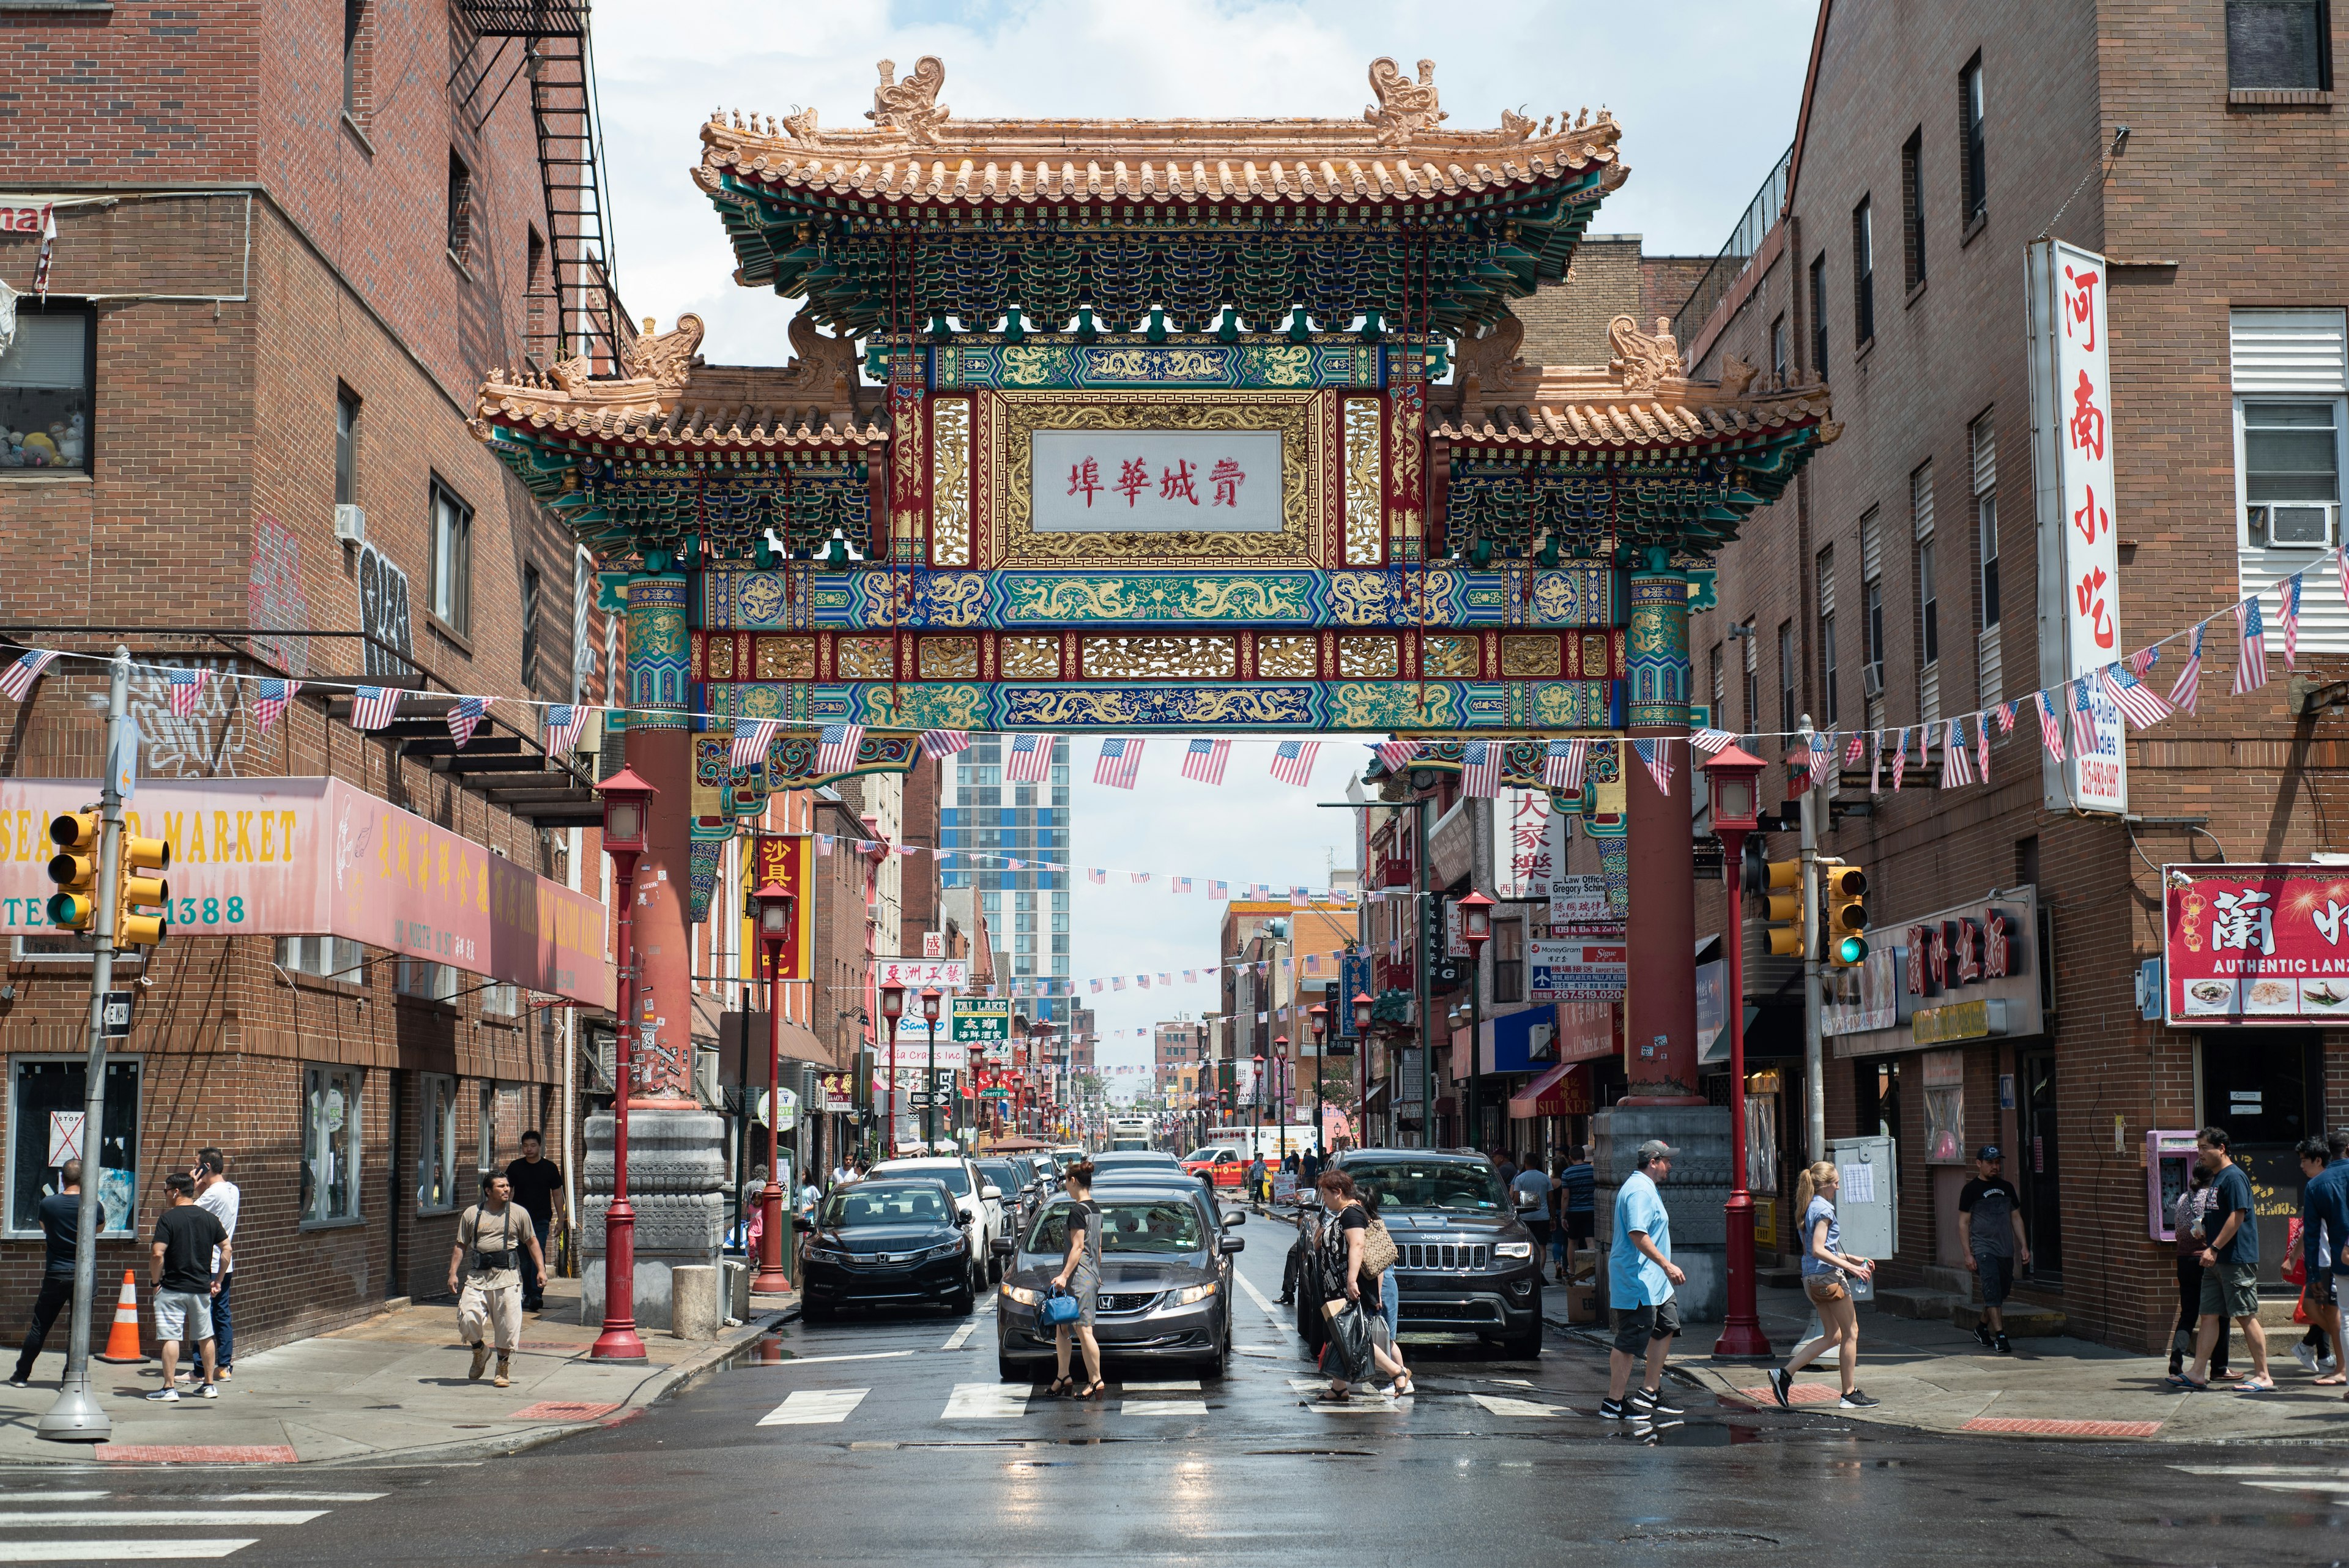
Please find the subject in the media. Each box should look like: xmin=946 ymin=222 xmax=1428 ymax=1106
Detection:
xmin=40 ymin=646 xmax=130 ymax=1444
xmin=1798 ymin=715 xmax=1826 ymax=1164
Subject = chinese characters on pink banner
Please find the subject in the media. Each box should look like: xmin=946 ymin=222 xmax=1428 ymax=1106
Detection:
xmin=872 ymin=958 xmax=971 ymax=990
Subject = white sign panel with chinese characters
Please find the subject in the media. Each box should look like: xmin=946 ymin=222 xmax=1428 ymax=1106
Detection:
xmin=1529 ymin=940 xmax=1628 ymax=1003
xmin=1033 ymin=430 xmax=1283 ymax=532
xmin=2028 ymin=237 xmax=2126 ymax=814
xmin=1500 ymin=790 xmax=1575 ymax=900
xmin=871 ymin=959 xmax=970 ymax=990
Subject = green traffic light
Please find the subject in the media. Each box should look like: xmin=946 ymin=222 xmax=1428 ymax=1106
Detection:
xmin=1835 ymin=935 xmax=1868 ymax=965
xmin=46 ymin=892 xmax=94 ymax=927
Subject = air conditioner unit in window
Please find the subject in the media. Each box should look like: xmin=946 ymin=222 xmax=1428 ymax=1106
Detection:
xmin=2252 ymin=503 xmax=2337 ymax=548
xmin=334 ymin=503 xmax=367 ymax=544
xmin=1863 ymin=663 xmax=1885 ymax=697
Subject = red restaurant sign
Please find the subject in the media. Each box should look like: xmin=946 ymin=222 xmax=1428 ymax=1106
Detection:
xmin=2164 ymin=863 xmax=2349 ymax=1025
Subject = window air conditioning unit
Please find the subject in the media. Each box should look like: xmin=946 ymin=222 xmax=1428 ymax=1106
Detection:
xmin=2252 ymin=502 xmax=2337 ymax=548
xmin=1863 ymin=663 xmax=1885 ymax=697
xmin=334 ymin=503 xmax=368 ymax=544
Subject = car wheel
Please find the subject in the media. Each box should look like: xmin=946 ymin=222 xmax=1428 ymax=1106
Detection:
xmin=949 ymin=1282 xmax=975 ymax=1317
xmin=1499 ymin=1321 xmax=1543 ymax=1358
xmin=801 ymin=1298 xmax=832 ymax=1325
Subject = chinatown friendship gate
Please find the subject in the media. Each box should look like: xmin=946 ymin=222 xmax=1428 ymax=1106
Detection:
xmin=472 ymin=58 xmax=1835 ymax=1322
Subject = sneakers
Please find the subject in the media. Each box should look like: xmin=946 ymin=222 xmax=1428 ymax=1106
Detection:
xmin=1994 ymin=1332 xmax=2013 ymax=1355
xmin=145 ymin=1387 xmax=180 ymax=1403
xmin=1629 ymin=1387 xmax=1684 ymax=1417
xmin=7 ymin=1376 xmax=29 ymax=1390
xmin=469 ymin=1343 xmax=492 ymax=1381
xmin=2295 ymin=1342 xmax=2323 ymax=1376
xmin=1839 ymin=1388 xmax=1881 ymax=1408
xmin=1597 ymin=1397 xmax=1639 ymax=1422
xmin=1767 ymin=1367 xmax=1794 ymax=1410
xmin=198 ymin=1382 xmax=218 ymax=1400
xmin=1973 ymin=1322 xmax=1996 ymax=1349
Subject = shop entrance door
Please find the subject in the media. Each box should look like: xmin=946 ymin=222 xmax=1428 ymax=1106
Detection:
xmin=2017 ymin=1050 xmax=2063 ymax=1283
xmin=2199 ymin=1030 xmax=2321 ymax=1288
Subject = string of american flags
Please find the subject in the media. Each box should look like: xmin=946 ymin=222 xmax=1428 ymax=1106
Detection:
xmin=1 ymin=544 xmax=2320 ymax=817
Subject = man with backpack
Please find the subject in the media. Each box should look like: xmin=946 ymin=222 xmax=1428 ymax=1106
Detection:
xmin=448 ymin=1172 xmax=546 ymax=1390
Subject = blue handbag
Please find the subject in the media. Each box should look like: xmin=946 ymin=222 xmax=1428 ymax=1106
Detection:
xmin=1040 ymin=1286 xmax=1083 ymax=1327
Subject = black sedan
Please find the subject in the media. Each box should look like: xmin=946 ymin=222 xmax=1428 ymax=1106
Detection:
xmin=992 ymin=1181 xmax=1244 ymax=1381
xmin=793 ymin=1178 xmax=977 ymax=1321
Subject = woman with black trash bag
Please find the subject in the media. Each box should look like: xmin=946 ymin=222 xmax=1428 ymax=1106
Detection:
xmin=1357 ymin=1183 xmax=1414 ymax=1397
xmin=1047 ymin=1160 xmax=1106 ymax=1399
xmin=1313 ymin=1170 xmax=1375 ymax=1402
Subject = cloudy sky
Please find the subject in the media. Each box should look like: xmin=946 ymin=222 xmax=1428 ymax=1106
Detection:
xmin=588 ymin=0 xmax=1817 ymax=1088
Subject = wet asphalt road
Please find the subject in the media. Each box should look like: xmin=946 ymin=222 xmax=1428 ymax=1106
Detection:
xmin=21 ymin=1199 xmax=2349 ymax=1566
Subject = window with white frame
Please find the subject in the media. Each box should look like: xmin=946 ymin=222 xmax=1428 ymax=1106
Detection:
xmin=396 ymin=957 xmax=461 ymax=1001
xmin=12 ymin=932 xmax=139 ymax=968
xmin=430 ymin=479 xmax=472 ymax=635
xmin=1860 ymin=507 xmax=1886 ymax=721
xmin=1913 ymin=461 xmax=1940 ymax=726
xmin=417 ymin=1072 xmax=457 ymax=1213
xmin=9 ymin=1057 xmax=138 ymax=1237
xmin=276 ymin=935 xmax=365 ymax=983
xmin=1972 ymin=410 xmax=2002 ymax=705
xmin=2233 ymin=310 xmax=2349 ymax=650
xmin=1817 ymin=546 xmax=1839 ymax=727
xmin=302 ymin=1065 xmax=362 ymax=1224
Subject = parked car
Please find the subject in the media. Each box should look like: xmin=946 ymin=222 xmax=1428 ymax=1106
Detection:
xmin=1316 ymin=1148 xmax=1544 ymax=1356
xmin=993 ymin=1180 xmax=1244 ymax=1380
xmin=1085 ymin=1151 xmax=1184 ymax=1180
xmin=870 ymin=1156 xmax=1008 ymax=1284
xmin=976 ymin=1156 xmax=1044 ymax=1233
xmin=793 ymin=1177 xmax=976 ymax=1320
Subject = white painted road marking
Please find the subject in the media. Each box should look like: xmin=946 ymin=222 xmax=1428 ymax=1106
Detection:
xmin=757 ymin=1351 xmax=913 ymax=1367
xmin=1235 ymin=1270 xmax=1288 ymax=1327
xmin=0 ymin=1542 xmax=258 ymax=1561
xmin=758 ymin=1389 xmax=869 ymax=1425
xmin=0 ymin=1492 xmax=108 ymax=1501
xmin=1120 ymin=1400 xmax=1210 ymax=1416
xmin=1123 ymin=1380 xmax=1200 ymax=1391
xmin=0 ymin=1510 xmax=328 ymax=1528
xmin=1472 ymin=1394 xmax=1569 ymax=1417
xmin=942 ymin=1383 xmax=1031 ymax=1419
xmin=941 ymin=1320 xmax=982 ymax=1351
xmin=203 ymin=1493 xmax=388 ymax=1503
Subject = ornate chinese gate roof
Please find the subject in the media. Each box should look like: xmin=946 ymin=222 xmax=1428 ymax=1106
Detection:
xmin=695 ymin=57 xmax=1625 ymax=340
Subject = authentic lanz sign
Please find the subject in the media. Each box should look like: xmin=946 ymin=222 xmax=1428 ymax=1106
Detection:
xmin=2164 ymin=864 xmax=2349 ymax=1024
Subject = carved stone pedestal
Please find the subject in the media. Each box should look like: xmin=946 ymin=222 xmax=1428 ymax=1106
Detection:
xmin=1591 ymin=1104 xmax=1733 ymax=1324
xmin=580 ymin=1109 xmax=727 ymax=1332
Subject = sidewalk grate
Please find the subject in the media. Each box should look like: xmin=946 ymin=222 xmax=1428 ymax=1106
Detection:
xmin=1962 ymin=1417 xmax=2162 ymax=1438
xmin=95 ymin=1443 xmax=299 ymax=1463
xmin=1729 ymin=1382 xmax=1841 ymax=1405
xmin=507 ymin=1400 xmax=621 ymax=1421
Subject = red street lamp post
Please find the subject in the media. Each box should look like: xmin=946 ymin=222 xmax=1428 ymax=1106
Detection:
xmin=1272 ymin=1036 xmax=1290 ymax=1129
xmin=919 ymin=986 xmax=944 ymax=1146
xmin=878 ymin=983 xmax=906 ymax=1156
xmin=749 ymin=879 xmax=796 ymax=1295
xmin=1308 ymin=1003 xmax=1329 ymax=1146
xmin=592 ymin=767 xmax=656 ymax=1362
xmin=1456 ymin=890 xmax=1496 ymax=1153
xmin=1701 ymin=743 xmax=1774 ymax=1360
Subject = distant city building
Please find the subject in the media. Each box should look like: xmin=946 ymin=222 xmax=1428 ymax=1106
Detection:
xmin=938 ymin=737 xmax=1071 ymax=1023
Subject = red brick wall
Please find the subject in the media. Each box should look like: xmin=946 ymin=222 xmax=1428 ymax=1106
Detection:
xmin=1680 ymin=0 xmax=2349 ymax=1349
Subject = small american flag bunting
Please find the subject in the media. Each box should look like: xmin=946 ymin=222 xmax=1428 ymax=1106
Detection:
xmin=1460 ymin=739 xmax=1501 ymax=798
xmin=251 ymin=677 xmax=300 ymax=733
xmin=544 ymin=704 xmax=588 ymax=757
xmin=447 ymin=696 xmax=489 ymax=749
xmin=1940 ymin=719 xmax=1973 ymax=788
xmin=919 ymin=729 xmax=970 ymax=759
xmin=1269 ymin=740 xmax=1320 ymax=788
xmin=1006 ymin=732 xmax=1055 ymax=782
xmin=2101 ymin=663 xmax=2173 ymax=730
xmin=0 ymin=650 xmax=59 ymax=701
xmin=2069 ymin=680 xmax=2099 ymax=758
xmin=2283 ymin=573 xmax=2304 ymax=670
xmin=2034 ymin=691 xmax=2066 ymax=762
xmin=1543 ymin=738 xmax=1589 ymax=793
xmin=349 ymin=685 xmax=401 ymax=730
xmin=166 ymin=668 xmax=209 ymax=718
xmin=1181 ymin=737 xmax=1231 ymax=784
xmin=2233 ymin=596 xmax=2268 ymax=696
xmin=1890 ymin=727 xmax=1909 ymax=791
xmin=2170 ymin=623 xmax=2205 ymax=715
xmin=816 ymin=723 xmax=864 ymax=773
xmin=1631 ymin=738 xmax=1674 ymax=795
xmin=1689 ymin=728 xmax=1737 ymax=754
xmin=1869 ymin=731 xmax=1884 ymax=795
xmin=1094 ymin=736 xmax=1143 ymax=789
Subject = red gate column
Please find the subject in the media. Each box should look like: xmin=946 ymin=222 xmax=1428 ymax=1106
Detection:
xmin=1622 ymin=550 xmax=1704 ymax=1105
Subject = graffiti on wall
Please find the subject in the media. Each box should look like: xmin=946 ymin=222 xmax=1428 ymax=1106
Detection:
xmin=130 ymin=656 xmax=250 ymax=778
xmin=247 ymin=516 xmax=311 ymax=676
xmin=357 ymin=544 xmax=414 ymax=678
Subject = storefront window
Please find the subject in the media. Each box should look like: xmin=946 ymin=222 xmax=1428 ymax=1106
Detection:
xmin=417 ymin=1074 xmax=456 ymax=1213
xmin=1922 ymin=1049 xmax=1966 ymax=1164
xmin=9 ymin=1058 xmax=137 ymax=1236
xmin=302 ymin=1065 xmax=362 ymax=1224
xmin=0 ymin=307 xmax=92 ymax=473
xmin=479 ymin=1082 xmax=529 ymax=1177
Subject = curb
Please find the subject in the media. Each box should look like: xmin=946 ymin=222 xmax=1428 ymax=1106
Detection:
xmin=4 ymin=1307 xmax=797 ymax=1471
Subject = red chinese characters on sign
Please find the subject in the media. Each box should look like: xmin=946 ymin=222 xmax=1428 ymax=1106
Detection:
xmin=2165 ymin=865 xmax=2349 ymax=1024
xmin=1061 ymin=453 xmax=1252 ymax=511
xmin=2074 ymin=563 xmax=2115 ymax=648
xmin=1210 ymin=458 xmax=1245 ymax=507
xmin=2062 ymin=263 xmax=2099 ymax=352
xmin=2069 ymin=370 xmax=2106 ymax=460
xmin=1115 ymin=458 xmax=1150 ymax=507
xmin=1067 ymin=458 xmax=1102 ymax=507
xmin=1159 ymin=459 xmax=1200 ymax=506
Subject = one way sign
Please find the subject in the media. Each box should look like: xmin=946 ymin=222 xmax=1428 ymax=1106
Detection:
xmin=102 ymin=990 xmax=132 ymax=1037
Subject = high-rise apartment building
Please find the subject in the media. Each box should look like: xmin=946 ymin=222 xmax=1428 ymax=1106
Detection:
xmin=938 ymin=736 xmax=1072 ymax=1024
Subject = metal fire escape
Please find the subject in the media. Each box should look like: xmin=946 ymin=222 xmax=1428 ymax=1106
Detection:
xmin=452 ymin=1 xmax=632 ymax=371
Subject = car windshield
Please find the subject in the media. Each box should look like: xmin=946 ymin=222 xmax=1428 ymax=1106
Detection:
xmin=977 ymin=1162 xmax=1020 ymax=1191
xmin=822 ymin=1184 xmax=951 ymax=1228
xmin=1026 ymin=1198 xmax=1208 ymax=1255
xmin=1094 ymin=1153 xmax=1176 ymax=1169
xmin=1347 ymin=1159 xmax=1508 ymax=1214
xmin=879 ymin=1162 xmax=969 ymax=1195
xmin=1182 ymin=1148 xmax=1232 ymax=1164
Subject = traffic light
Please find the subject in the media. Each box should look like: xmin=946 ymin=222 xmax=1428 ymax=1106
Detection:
xmin=44 ymin=812 xmax=101 ymax=933
xmin=1822 ymin=860 xmax=1869 ymax=967
xmin=1760 ymin=858 xmax=1809 ymax=959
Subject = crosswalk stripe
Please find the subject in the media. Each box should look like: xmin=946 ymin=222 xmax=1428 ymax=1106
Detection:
xmin=1122 ymin=1380 xmax=1200 ymax=1391
xmin=1119 ymin=1400 xmax=1209 ymax=1416
xmin=754 ymin=1351 xmax=910 ymax=1367
xmin=758 ymin=1389 xmax=869 ymax=1426
xmin=941 ymin=1321 xmax=982 ymax=1351
xmin=1471 ymin=1394 xmax=1568 ymax=1417
xmin=0 ymin=1492 xmax=108 ymax=1501
xmin=0 ymin=1510 xmax=327 ymax=1528
xmin=202 ymin=1493 xmax=388 ymax=1503
xmin=0 ymin=1540 xmax=258 ymax=1561
xmin=942 ymin=1383 xmax=1030 ymax=1419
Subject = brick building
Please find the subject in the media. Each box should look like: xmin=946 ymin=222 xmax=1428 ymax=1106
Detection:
xmin=1661 ymin=0 xmax=2349 ymax=1348
xmin=0 ymin=2 xmax=632 ymax=1350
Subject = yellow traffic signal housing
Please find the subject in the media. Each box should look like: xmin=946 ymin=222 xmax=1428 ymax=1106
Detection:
xmin=114 ymin=833 xmax=172 ymax=948
xmin=1761 ymin=858 xmax=1809 ymax=959
xmin=1823 ymin=861 xmax=1869 ymax=966
xmin=44 ymin=812 xmax=100 ymax=932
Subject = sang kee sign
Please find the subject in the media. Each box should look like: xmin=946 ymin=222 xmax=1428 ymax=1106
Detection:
xmin=2163 ymin=864 xmax=2349 ymax=1025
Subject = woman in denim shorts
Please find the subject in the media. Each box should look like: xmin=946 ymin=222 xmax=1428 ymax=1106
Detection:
xmin=1768 ymin=1162 xmax=1879 ymax=1411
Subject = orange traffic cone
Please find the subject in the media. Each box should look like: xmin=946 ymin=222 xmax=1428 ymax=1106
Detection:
xmin=94 ymin=1269 xmax=147 ymax=1364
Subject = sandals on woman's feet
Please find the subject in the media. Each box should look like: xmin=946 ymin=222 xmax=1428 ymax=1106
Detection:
xmin=1047 ymin=1377 xmax=1074 ymax=1397
xmin=1391 ymin=1373 xmax=1414 ymax=1397
xmin=1078 ymin=1380 xmax=1107 ymax=1399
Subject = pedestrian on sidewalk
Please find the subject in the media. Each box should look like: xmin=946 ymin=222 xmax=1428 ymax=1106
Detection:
xmin=1600 ymin=1139 xmax=1687 ymax=1424
xmin=504 ymin=1131 xmax=566 ymax=1313
xmin=1247 ymin=1154 xmax=1266 ymax=1205
xmin=1559 ymin=1146 xmax=1596 ymax=1282
xmin=1302 ymin=1145 xmax=1322 ymax=1183
xmin=1496 ymin=1150 xmax=1518 ymax=1187
xmin=11 ymin=1159 xmax=103 ymax=1388
xmin=450 ymin=1172 xmax=545 ymax=1390
xmin=190 ymin=1148 xmax=239 ymax=1380
xmin=2167 ymin=1164 xmax=2230 ymax=1383
xmin=1958 ymin=1146 xmax=2029 ymax=1353
xmin=2176 ymin=1126 xmax=2271 ymax=1392
xmin=1046 ymin=1160 xmax=1105 ymax=1399
xmin=1770 ymin=1161 xmax=1878 ymax=1411
xmin=1312 ymin=1169 xmax=1374 ymax=1402
xmin=2295 ymin=1132 xmax=2348 ymax=1383
xmin=1512 ymin=1155 xmax=1554 ymax=1263
xmin=147 ymin=1173 xmax=229 ymax=1402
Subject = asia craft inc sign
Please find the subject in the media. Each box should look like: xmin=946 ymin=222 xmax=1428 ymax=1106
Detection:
xmin=1830 ymin=885 xmax=2042 ymax=1056
xmin=2164 ymin=864 xmax=2349 ymax=1024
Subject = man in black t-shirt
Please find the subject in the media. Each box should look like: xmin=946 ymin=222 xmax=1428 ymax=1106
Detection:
xmin=1958 ymin=1146 xmax=2032 ymax=1353
xmin=11 ymin=1159 xmax=104 ymax=1388
xmin=149 ymin=1173 xmax=230 ymax=1401
xmin=503 ymin=1131 xmax=566 ymax=1312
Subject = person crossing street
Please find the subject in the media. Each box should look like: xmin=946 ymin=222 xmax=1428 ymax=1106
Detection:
xmin=1601 ymin=1140 xmax=1686 ymax=1424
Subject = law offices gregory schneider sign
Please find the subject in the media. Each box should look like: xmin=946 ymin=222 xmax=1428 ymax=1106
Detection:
xmin=1824 ymin=885 xmax=2044 ymax=1055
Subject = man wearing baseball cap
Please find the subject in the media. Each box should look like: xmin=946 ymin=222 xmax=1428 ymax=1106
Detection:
xmin=1958 ymin=1145 xmax=2030 ymax=1353
xmin=1600 ymin=1138 xmax=1686 ymax=1423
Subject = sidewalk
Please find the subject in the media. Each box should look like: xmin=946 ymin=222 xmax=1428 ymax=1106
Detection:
xmin=0 ymin=1277 xmax=790 ymax=1466
xmin=1548 ymin=1277 xmax=2349 ymax=1444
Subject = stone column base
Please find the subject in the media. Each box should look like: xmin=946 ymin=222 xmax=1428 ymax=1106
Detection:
xmin=579 ymin=1109 xmax=727 ymax=1332
xmin=1591 ymin=1104 xmax=1733 ymax=1324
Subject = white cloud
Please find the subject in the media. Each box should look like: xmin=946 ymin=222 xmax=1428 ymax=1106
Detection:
xmin=587 ymin=1 xmax=1817 ymax=1077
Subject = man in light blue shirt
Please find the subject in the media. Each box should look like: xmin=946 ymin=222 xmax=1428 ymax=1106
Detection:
xmin=1601 ymin=1139 xmax=1687 ymax=1422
